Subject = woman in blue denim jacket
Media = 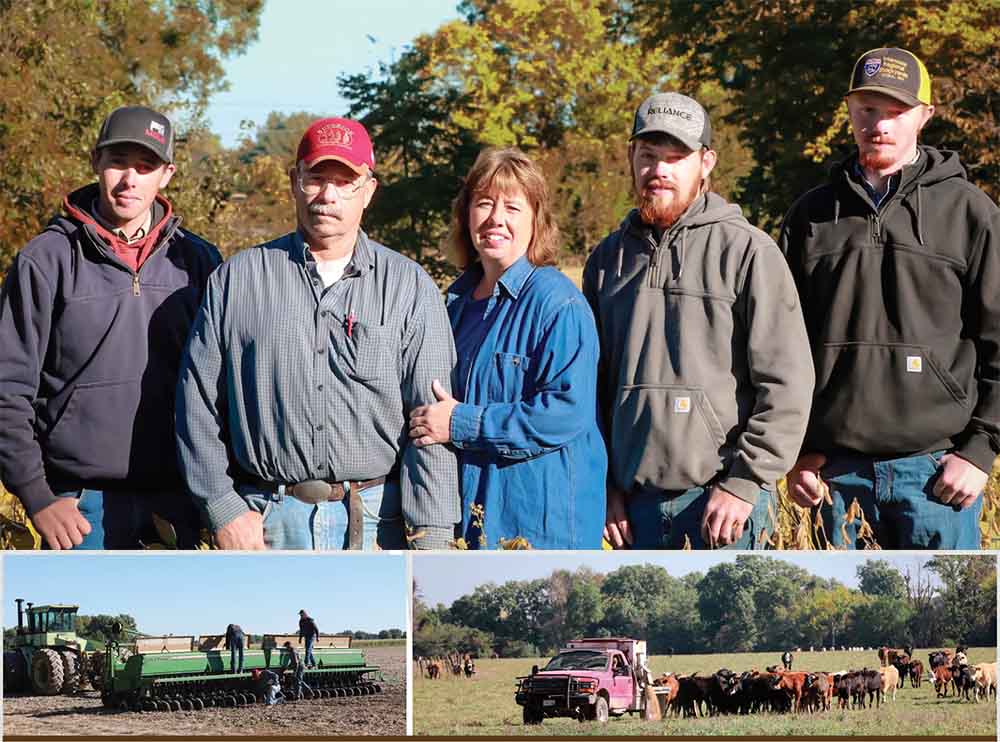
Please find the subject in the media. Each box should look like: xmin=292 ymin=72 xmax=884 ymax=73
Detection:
xmin=408 ymin=148 xmax=607 ymax=549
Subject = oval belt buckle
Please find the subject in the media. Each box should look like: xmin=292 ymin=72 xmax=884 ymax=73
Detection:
xmin=293 ymin=480 xmax=333 ymax=505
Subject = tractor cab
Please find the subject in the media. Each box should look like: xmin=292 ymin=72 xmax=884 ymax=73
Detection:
xmin=19 ymin=603 xmax=80 ymax=645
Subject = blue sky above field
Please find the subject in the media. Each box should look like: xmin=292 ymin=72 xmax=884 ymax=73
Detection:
xmin=3 ymin=553 xmax=406 ymax=636
xmin=205 ymin=0 xmax=460 ymax=148
xmin=415 ymin=553 xmax=944 ymax=608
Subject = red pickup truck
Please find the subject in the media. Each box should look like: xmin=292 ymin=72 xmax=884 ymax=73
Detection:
xmin=515 ymin=638 xmax=650 ymax=724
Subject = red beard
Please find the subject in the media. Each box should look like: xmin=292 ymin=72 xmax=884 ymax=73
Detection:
xmin=859 ymin=137 xmax=898 ymax=171
xmin=637 ymin=179 xmax=701 ymax=228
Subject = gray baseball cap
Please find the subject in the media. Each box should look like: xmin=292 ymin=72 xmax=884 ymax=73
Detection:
xmin=95 ymin=105 xmax=174 ymax=164
xmin=630 ymin=92 xmax=712 ymax=151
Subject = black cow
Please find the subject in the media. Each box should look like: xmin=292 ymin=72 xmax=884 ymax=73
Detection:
xmin=953 ymin=665 xmax=977 ymax=701
xmin=782 ymin=651 xmax=794 ymax=671
xmin=863 ymin=669 xmax=882 ymax=709
xmin=892 ymin=655 xmax=911 ymax=688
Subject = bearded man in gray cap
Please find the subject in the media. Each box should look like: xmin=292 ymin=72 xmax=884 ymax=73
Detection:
xmin=583 ymin=92 xmax=814 ymax=549
xmin=0 ymin=105 xmax=221 ymax=549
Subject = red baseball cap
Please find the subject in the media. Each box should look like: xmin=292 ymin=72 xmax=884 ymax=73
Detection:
xmin=296 ymin=117 xmax=375 ymax=175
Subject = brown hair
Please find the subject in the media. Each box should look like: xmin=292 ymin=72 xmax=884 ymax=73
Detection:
xmin=449 ymin=147 xmax=560 ymax=270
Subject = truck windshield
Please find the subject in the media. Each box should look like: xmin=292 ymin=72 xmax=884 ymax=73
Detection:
xmin=543 ymin=650 xmax=608 ymax=671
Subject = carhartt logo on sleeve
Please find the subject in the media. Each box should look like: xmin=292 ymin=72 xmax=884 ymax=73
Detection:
xmin=674 ymin=396 xmax=691 ymax=413
xmin=906 ymin=355 xmax=923 ymax=373
xmin=146 ymin=120 xmax=166 ymax=143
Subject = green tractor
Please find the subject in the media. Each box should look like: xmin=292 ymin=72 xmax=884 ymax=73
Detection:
xmin=3 ymin=599 xmax=101 ymax=695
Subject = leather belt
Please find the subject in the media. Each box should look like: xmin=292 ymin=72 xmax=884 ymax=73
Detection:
xmin=244 ymin=475 xmax=386 ymax=550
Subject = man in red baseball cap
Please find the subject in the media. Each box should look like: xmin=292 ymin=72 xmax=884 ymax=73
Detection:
xmin=177 ymin=117 xmax=460 ymax=551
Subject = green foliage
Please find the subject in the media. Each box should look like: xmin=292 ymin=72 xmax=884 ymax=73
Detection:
xmin=857 ymin=559 xmax=909 ymax=600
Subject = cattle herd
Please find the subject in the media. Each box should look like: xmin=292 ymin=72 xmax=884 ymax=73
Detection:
xmin=650 ymin=646 xmax=997 ymax=718
xmin=417 ymin=654 xmax=476 ymax=680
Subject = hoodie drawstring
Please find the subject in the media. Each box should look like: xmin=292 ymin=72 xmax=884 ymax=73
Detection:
xmin=676 ymin=227 xmax=687 ymax=281
xmin=916 ymin=183 xmax=925 ymax=246
xmin=616 ymin=230 xmax=625 ymax=278
xmin=834 ymin=196 xmax=840 ymax=226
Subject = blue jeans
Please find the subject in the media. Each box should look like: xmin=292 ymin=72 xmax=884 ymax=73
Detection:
xmin=627 ymin=483 xmax=776 ymax=549
xmin=304 ymin=635 xmax=316 ymax=667
xmin=230 ymin=643 xmax=244 ymax=673
xmin=239 ymin=480 xmax=406 ymax=550
xmin=818 ymin=450 xmax=984 ymax=549
xmin=48 ymin=488 xmax=202 ymax=549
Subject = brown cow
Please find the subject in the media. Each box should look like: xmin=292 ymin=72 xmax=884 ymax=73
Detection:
xmin=651 ymin=674 xmax=680 ymax=719
xmin=427 ymin=661 xmax=442 ymax=680
xmin=802 ymin=673 xmax=832 ymax=712
xmin=771 ymin=671 xmax=809 ymax=713
xmin=909 ymin=659 xmax=924 ymax=688
xmin=933 ymin=665 xmax=953 ymax=697
xmin=878 ymin=646 xmax=905 ymax=667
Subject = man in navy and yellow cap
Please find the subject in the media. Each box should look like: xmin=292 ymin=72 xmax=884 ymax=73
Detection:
xmin=780 ymin=48 xmax=1000 ymax=549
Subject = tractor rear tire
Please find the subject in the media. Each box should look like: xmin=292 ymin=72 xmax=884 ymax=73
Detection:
xmin=3 ymin=651 xmax=28 ymax=692
xmin=60 ymin=651 xmax=80 ymax=693
xmin=31 ymin=648 xmax=65 ymax=695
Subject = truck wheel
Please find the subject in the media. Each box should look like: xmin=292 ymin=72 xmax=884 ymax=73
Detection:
xmin=522 ymin=704 xmax=544 ymax=725
xmin=31 ymin=648 xmax=65 ymax=695
xmin=593 ymin=696 xmax=610 ymax=723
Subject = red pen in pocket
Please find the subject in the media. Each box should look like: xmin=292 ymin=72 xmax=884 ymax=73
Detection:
xmin=347 ymin=312 xmax=356 ymax=338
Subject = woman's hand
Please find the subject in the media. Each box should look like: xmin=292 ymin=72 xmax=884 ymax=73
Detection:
xmin=409 ymin=379 xmax=458 ymax=447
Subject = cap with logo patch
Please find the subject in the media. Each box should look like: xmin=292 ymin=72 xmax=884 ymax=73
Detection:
xmin=296 ymin=117 xmax=375 ymax=176
xmin=847 ymin=47 xmax=931 ymax=107
xmin=630 ymin=92 xmax=712 ymax=151
xmin=95 ymin=106 xmax=174 ymax=164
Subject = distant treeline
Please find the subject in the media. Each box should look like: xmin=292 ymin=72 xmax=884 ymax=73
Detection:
xmin=413 ymin=555 xmax=996 ymax=658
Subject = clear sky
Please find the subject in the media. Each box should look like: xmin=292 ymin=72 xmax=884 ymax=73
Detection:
xmin=3 ymin=554 xmax=406 ymax=636
xmin=205 ymin=0 xmax=461 ymax=148
xmin=414 ymin=552 xmax=943 ymax=608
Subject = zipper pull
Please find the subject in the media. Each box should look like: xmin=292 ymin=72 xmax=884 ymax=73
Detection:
xmin=132 ymin=273 xmax=140 ymax=296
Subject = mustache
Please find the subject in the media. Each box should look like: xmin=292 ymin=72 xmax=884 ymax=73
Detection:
xmin=866 ymin=135 xmax=897 ymax=145
xmin=641 ymin=178 xmax=677 ymax=193
xmin=308 ymin=203 xmax=342 ymax=217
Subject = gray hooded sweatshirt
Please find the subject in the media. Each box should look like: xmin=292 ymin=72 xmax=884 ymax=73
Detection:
xmin=582 ymin=193 xmax=814 ymax=504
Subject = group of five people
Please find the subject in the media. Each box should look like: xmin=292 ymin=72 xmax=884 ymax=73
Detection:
xmin=0 ymin=47 xmax=996 ymax=552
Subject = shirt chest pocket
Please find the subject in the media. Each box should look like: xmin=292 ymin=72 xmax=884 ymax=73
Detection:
xmin=339 ymin=323 xmax=395 ymax=381
xmin=487 ymin=352 xmax=532 ymax=401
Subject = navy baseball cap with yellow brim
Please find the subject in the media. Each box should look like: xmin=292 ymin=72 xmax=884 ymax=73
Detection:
xmin=847 ymin=47 xmax=932 ymax=107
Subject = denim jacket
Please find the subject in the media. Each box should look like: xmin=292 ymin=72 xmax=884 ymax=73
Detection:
xmin=446 ymin=256 xmax=607 ymax=549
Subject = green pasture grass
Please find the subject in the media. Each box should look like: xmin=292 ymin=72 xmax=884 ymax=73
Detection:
xmin=353 ymin=638 xmax=406 ymax=647
xmin=413 ymin=648 xmax=998 ymax=737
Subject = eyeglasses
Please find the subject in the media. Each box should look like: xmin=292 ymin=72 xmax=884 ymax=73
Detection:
xmin=297 ymin=172 xmax=370 ymax=199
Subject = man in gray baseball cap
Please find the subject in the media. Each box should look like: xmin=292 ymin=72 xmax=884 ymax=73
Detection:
xmin=582 ymin=92 xmax=814 ymax=550
xmin=0 ymin=104 xmax=220 ymax=549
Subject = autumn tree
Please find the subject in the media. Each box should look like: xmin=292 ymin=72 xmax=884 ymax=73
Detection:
xmin=637 ymin=0 xmax=999 ymax=233
xmin=0 ymin=0 xmax=264 ymax=272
